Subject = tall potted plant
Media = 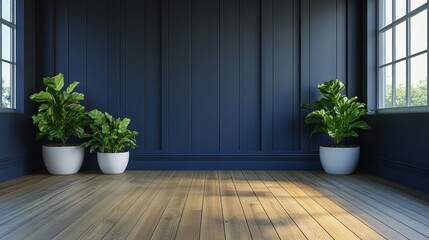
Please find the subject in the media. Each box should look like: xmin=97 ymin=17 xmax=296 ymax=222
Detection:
xmin=30 ymin=73 xmax=88 ymax=175
xmin=302 ymin=79 xmax=370 ymax=174
xmin=82 ymin=109 xmax=139 ymax=174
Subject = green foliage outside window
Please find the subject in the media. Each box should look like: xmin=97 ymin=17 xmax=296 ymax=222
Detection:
xmin=1 ymin=78 xmax=11 ymax=108
xmin=384 ymin=79 xmax=427 ymax=107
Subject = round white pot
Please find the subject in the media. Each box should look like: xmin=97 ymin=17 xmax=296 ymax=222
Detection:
xmin=42 ymin=145 xmax=84 ymax=175
xmin=97 ymin=151 xmax=129 ymax=174
xmin=319 ymin=146 xmax=360 ymax=175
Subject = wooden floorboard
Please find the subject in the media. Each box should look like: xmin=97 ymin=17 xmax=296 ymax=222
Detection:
xmin=0 ymin=171 xmax=428 ymax=240
xmin=218 ymin=171 xmax=252 ymax=240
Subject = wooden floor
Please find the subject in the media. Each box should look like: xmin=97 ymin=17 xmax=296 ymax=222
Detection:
xmin=0 ymin=171 xmax=428 ymax=240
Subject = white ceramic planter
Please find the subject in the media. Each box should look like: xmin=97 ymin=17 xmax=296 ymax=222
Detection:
xmin=319 ymin=146 xmax=360 ymax=175
xmin=42 ymin=145 xmax=84 ymax=175
xmin=97 ymin=151 xmax=129 ymax=174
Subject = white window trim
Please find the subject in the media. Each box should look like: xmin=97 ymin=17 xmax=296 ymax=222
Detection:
xmin=0 ymin=0 xmax=16 ymax=110
xmin=377 ymin=1 xmax=429 ymax=114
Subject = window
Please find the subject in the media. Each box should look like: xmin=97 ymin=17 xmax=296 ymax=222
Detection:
xmin=378 ymin=0 xmax=428 ymax=111
xmin=1 ymin=0 xmax=16 ymax=109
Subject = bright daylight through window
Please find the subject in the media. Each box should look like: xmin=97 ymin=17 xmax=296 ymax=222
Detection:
xmin=1 ymin=0 xmax=16 ymax=109
xmin=379 ymin=0 xmax=428 ymax=110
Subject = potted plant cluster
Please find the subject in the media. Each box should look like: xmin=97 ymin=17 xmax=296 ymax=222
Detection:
xmin=31 ymin=73 xmax=139 ymax=175
xmin=82 ymin=109 xmax=139 ymax=174
xmin=302 ymin=79 xmax=370 ymax=175
xmin=30 ymin=73 xmax=88 ymax=175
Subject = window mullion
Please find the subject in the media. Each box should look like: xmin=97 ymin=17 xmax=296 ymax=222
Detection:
xmin=406 ymin=0 xmax=411 ymax=106
xmin=392 ymin=0 xmax=396 ymax=107
xmin=0 ymin=1 xmax=3 ymax=108
xmin=11 ymin=31 xmax=15 ymax=108
xmin=392 ymin=65 xmax=397 ymax=107
xmin=427 ymin=4 xmax=429 ymax=107
xmin=11 ymin=0 xmax=15 ymax=109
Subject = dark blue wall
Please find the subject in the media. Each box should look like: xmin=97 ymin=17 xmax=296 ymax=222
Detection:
xmin=35 ymin=0 xmax=362 ymax=170
xmin=0 ymin=0 xmax=36 ymax=181
xmin=361 ymin=0 xmax=429 ymax=193
xmin=362 ymin=114 xmax=429 ymax=193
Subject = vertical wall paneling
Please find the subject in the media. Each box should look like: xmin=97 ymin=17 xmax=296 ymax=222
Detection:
xmin=309 ymin=0 xmax=338 ymax=102
xmin=119 ymin=1 xmax=127 ymax=116
xmin=108 ymin=0 xmax=120 ymax=117
xmin=309 ymin=0 xmax=338 ymax=150
xmin=261 ymin=0 xmax=274 ymax=151
xmin=168 ymin=0 xmax=192 ymax=151
xmin=124 ymin=0 xmax=146 ymax=152
xmin=363 ymin=0 xmax=377 ymax=110
xmin=300 ymin=0 xmax=311 ymax=152
xmin=337 ymin=0 xmax=347 ymax=85
xmin=35 ymin=0 xmax=362 ymax=170
xmin=191 ymin=0 xmax=220 ymax=151
xmin=239 ymin=0 xmax=261 ymax=151
xmin=55 ymin=0 xmax=69 ymax=84
xmin=273 ymin=0 xmax=296 ymax=151
xmin=38 ymin=0 xmax=55 ymax=80
xmin=146 ymin=0 xmax=162 ymax=151
xmin=347 ymin=0 xmax=361 ymax=98
xmin=161 ymin=0 xmax=169 ymax=150
xmin=86 ymin=0 xmax=109 ymax=111
xmin=68 ymin=0 xmax=87 ymax=102
xmin=219 ymin=0 xmax=240 ymax=151
xmin=293 ymin=0 xmax=300 ymax=151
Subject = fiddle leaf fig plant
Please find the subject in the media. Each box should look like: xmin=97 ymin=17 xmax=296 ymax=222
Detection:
xmin=30 ymin=73 xmax=88 ymax=145
xmin=82 ymin=109 xmax=139 ymax=153
xmin=301 ymin=79 xmax=371 ymax=145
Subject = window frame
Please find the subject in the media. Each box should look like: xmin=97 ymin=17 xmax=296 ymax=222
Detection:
xmin=377 ymin=0 xmax=429 ymax=113
xmin=0 ymin=0 xmax=16 ymax=111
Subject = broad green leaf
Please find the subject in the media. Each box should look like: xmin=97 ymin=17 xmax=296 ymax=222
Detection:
xmin=105 ymin=112 xmax=113 ymax=123
xmin=42 ymin=76 xmax=56 ymax=89
xmin=67 ymin=81 xmax=79 ymax=93
xmin=102 ymin=123 xmax=110 ymax=134
xmin=68 ymin=92 xmax=84 ymax=102
xmin=30 ymin=91 xmax=53 ymax=103
xmin=52 ymin=73 xmax=65 ymax=91
xmin=351 ymin=120 xmax=371 ymax=130
xmin=118 ymin=118 xmax=130 ymax=133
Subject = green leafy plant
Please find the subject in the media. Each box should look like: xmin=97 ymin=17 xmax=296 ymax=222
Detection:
xmin=30 ymin=73 xmax=88 ymax=145
xmin=302 ymin=79 xmax=370 ymax=145
xmin=82 ymin=109 xmax=139 ymax=153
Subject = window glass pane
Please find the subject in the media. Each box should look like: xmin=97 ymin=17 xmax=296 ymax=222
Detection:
xmin=1 ymin=62 xmax=12 ymax=108
xmin=395 ymin=0 xmax=407 ymax=19
xmin=395 ymin=60 xmax=407 ymax=107
xmin=381 ymin=65 xmax=393 ymax=108
xmin=2 ymin=25 xmax=12 ymax=62
xmin=380 ymin=29 xmax=393 ymax=64
xmin=411 ymin=10 xmax=427 ymax=55
xmin=411 ymin=53 xmax=428 ymax=106
xmin=2 ymin=0 xmax=12 ymax=23
xmin=380 ymin=0 xmax=393 ymax=28
xmin=411 ymin=0 xmax=427 ymax=12
xmin=0 ymin=0 xmax=15 ymax=109
xmin=395 ymin=21 xmax=407 ymax=60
